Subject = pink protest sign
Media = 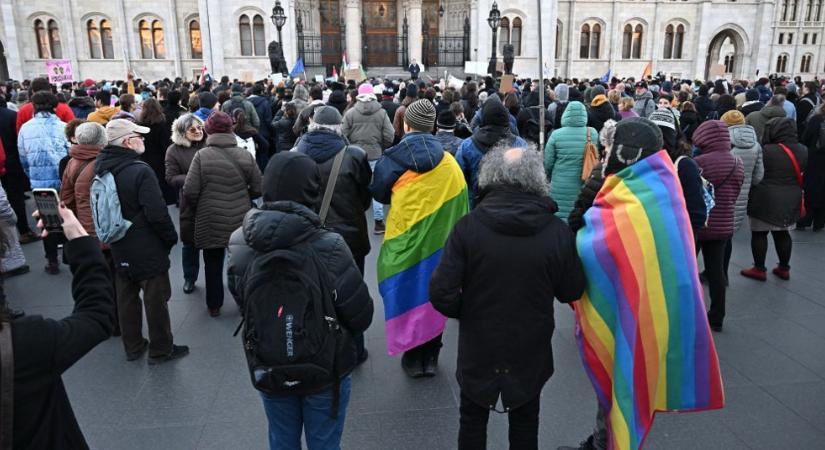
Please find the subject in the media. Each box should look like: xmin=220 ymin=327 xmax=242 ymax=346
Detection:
xmin=46 ymin=60 xmax=74 ymax=84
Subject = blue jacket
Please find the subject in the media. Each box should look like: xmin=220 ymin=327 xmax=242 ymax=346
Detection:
xmin=194 ymin=107 xmax=213 ymax=123
xmin=17 ymin=112 xmax=68 ymax=189
xmin=455 ymin=129 xmax=526 ymax=207
xmin=434 ymin=131 xmax=464 ymax=156
xmin=471 ymin=109 xmax=519 ymax=136
xmin=756 ymin=84 xmax=773 ymax=104
xmin=370 ymin=132 xmax=445 ymax=205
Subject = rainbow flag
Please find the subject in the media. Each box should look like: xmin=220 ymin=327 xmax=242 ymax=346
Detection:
xmin=377 ymin=154 xmax=468 ymax=355
xmin=573 ymin=151 xmax=724 ymax=450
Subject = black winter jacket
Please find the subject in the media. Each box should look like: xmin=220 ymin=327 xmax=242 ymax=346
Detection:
xmin=11 ymin=236 xmax=114 ymax=450
xmin=272 ymin=116 xmax=298 ymax=153
xmin=249 ymin=96 xmax=274 ymax=146
xmin=430 ymin=188 xmax=585 ymax=411
xmin=95 ymin=146 xmax=178 ymax=281
xmin=296 ymin=129 xmax=373 ymax=256
xmin=227 ymin=201 xmax=374 ymax=382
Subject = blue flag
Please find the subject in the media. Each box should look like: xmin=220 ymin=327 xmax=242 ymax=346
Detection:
xmin=601 ymin=69 xmax=612 ymax=83
xmin=289 ymin=58 xmax=305 ymax=78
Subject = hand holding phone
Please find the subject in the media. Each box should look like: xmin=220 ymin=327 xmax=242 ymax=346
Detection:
xmin=33 ymin=189 xmax=63 ymax=233
xmin=32 ymin=192 xmax=88 ymax=240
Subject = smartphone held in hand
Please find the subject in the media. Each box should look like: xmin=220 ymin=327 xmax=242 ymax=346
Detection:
xmin=33 ymin=188 xmax=64 ymax=233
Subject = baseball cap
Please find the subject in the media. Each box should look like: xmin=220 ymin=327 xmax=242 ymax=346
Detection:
xmin=106 ymin=119 xmax=150 ymax=143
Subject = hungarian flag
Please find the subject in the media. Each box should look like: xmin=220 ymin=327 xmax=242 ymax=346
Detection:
xmin=641 ymin=62 xmax=652 ymax=80
xmin=199 ymin=66 xmax=210 ymax=85
xmin=332 ymin=65 xmax=338 ymax=79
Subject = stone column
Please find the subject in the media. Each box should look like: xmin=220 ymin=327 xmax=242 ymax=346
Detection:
xmin=167 ymin=0 xmax=182 ymax=77
xmin=345 ymin=0 xmax=361 ymax=66
xmin=60 ymin=0 xmax=80 ymax=78
xmin=1 ymin=0 xmax=23 ymax=79
xmin=692 ymin=0 xmax=713 ymax=79
xmin=470 ymin=0 xmax=479 ymax=62
xmin=198 ymin=0 xmax=224 ymax=77
xmin=749 ymin=0 xmax=775 ymax=77
xmin=408 ymin=0 xmax=423 ymax=66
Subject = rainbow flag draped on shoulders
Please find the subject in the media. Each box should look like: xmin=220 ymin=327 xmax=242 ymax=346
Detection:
xmin=573 ymin=151 xmax=724 ymax=450
xmin=377 ymin=153 xmax=468 ymax=355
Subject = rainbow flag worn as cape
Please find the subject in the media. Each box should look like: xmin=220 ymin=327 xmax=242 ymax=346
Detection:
xmin=377 ymin=154 xmax=468 ymax=355
xmin=573 ymin=151 xmax=725 ymax=450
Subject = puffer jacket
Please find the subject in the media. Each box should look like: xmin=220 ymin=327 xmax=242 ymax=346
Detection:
xmin=342 ymin=96 xmax=395 ymax=160
xmin=544 ymin=101 xmax=599 ymax=221
xmin=748 ymin=118 xmax=809 ymax=227
xmin=693 ymin=120 xmax=745 ymax=241
xmin=221 ymin=94 xmax=261 ymax=128
xmin=68 ymin=96 xmax=95 ymax=120
xmin=729 ymin=124 xmax=764 ymax=231
xmin=60 ymin=144 xmax=102 ymax=235
xmin=227 ymin=201 xmax=374 ymax=387
xmin=746 ymin=105 xmax=786 ymax=145
xmin=296 ymin=129 xmax=372 ymax=257
xmin=165 ymin=125 xmax=206 ymax=245
xmin=17 ymin=112 xmax=69 ymax=189
xmin=183 ymin=133 xmax=262 ymax=249
xmin=633 ymin=91 xmax=656 ymax=118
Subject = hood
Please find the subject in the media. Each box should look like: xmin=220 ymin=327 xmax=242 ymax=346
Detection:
xmin=356 ymin=93 xmax=378 ymax=104
xmin=249 ymin=96 xmax=269 ymax=108
xmin=296 ymin=129 xmax=347 ymax=163
xmin=561 ymin=101 xmax=588 ymax=127
xmin=523 ymin=91 xmax=540 ymax=108
xmin=112 ymin=110 xmax=136 ymax=122
xmin=354 ymin=98 xmax=382 ymax=115
xmin=241 ymin=202 xmax=320 ymax=252
xmin=636 ymin=91 xmax=654 ymax=100
xmin=475 ymin=188 xmax=558 ymax=236
xmin=764 ymin=117 xmax=799 ymax=144
xmin=729 ymin=124 xmax=758 ymax=148
xmin=472 ymin=97 xmax=516 ymax=152
xmin=94 ymin=106 xmax=120 ymax=120
xmin=293 ymin=85 xmax=309 ymax=102
xmin=591 ymin=101 xmax=615 ymax=120
xmin=692 ymin=120 xmax=731 ymax=154
xmin=390 ymin=132 xmax=446 ymax=172
xmin=263 ymin=151 xmax=322 ymax=207
xmin=95 ymin=145 xmax=141 ymax=174
xmin=69 ymin=144 xmax=102 ymax=160
xmin=68 ymin=97 xmax=95 ymax=109
xmin=171 ymin=123 xmax=203 ymax=148
xmin=554 ymin=84 xmax=569 ymax=102
xmin=760 ymin=105 xmax=786 ymax=121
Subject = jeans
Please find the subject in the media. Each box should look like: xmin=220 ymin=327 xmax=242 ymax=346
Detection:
xmin=458 ymin=390 xmax=541 ymax=450
xmin=202 ymin=248 xmax=226 ymax=309
xmin=116 ymin=272 xmax=173 ymax=357
xmin=260 ymin=375 xmax=352 ymax=450
xmin=368 ymin=160 xmax=384 ymax=221
xmin=181 ymin=242 xmax=200 ymax=283
xmin=697 ymin=239 xmax=728 ymax=326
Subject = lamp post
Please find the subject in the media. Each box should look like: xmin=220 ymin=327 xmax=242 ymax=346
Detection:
xmin=487 ymin=1 xmax=501 ymax=76
xmin=271 ymin=0 xmax=287 ymax=44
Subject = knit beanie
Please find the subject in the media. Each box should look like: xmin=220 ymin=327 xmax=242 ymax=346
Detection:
xmin=648 ymin=109 xmax=677 ymax=131
xmin=358 ymin=83 xmax=374 ymax=96
xmin=745 ymin=88 xmax=759 ymax=102
xmin=592 ymin=85 xmax=606 ymax=97
xmin=721 ymin=110 xmax=746 ymax=127
xmin=405 ymin=83 xmax=418 ymax=99
xmin=604 ymin=117 xmax=663 ymax=176
xmin=312 ymin=106 xmax=342 ymax=125
xmin=591 ymin=94 xmax=608 ymax=107
xmin=204 ymin=111 xmax=233 ymax=134
xmin=437 ymin=110 xmax=457 ymax=130
xmin=404 ymin=99 xmax=437 ymax=132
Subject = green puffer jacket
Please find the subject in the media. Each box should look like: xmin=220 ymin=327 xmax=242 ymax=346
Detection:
xmin=544 ymin=101 xmax=599 ymax=221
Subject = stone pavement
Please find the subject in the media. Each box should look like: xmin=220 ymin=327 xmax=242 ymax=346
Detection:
xmin=6 ymin=208 xmax=825 ymax=449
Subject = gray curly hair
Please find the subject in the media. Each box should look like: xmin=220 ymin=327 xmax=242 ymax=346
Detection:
xmin=75 ymin=122 xmax=107 ymax=147
xmin=478 ymin=143 xmax=549 ymax=197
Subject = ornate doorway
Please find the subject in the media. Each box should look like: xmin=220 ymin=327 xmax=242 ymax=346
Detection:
xmin=421 ymin=0 xmax=440 ymax=67
xmin=363 ymin=1 xmax=403 ymax=67
xmin=705 ymin=29 xmax=745 ymax=80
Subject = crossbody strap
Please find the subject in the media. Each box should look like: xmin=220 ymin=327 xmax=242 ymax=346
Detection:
xmin=0 ymin=323 xmax=13 ymax=450
xmin=215 ymin=149 xmax=251 ymax=191
xmin=319 ymin=146 xmax=347 ymax=227
xmin=778 ymin=143 xmax=804 ymax=187
xmin=717 ymin=160 xmax=740 ymax=189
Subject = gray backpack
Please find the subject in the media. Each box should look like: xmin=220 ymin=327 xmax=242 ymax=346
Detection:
xmin=90 ymin=168 xmax=133 ymax=244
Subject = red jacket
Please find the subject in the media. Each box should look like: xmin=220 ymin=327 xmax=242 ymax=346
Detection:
xmin=15 ymin=102 xmax=76 ymax=133
xmin=694 ymin=120 xmax=745 ymax=241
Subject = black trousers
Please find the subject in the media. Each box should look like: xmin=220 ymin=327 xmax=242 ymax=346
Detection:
xmin=458 ymin=391 xmax=541 ymax=450
xmin=697 ymin=239 xmax=728 ymax=326
xmin=202 ymin=247 xmax=225 ymax=309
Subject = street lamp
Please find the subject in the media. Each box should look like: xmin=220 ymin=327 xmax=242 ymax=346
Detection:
xmin=271 ymin=0 xmax=287 ymax=43
xmin=487 ymin=1 xmax=501 ymax=75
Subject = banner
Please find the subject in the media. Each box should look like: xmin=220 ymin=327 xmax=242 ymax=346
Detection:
xmin=46 ymin=60 xmax=73 ymax=84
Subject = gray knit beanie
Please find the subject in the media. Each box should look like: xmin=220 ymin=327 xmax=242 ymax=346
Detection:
xmin=404 ymin=99 xmax=436 ymax=132
xmin=75 ymin=122 xmax=108 ymax=147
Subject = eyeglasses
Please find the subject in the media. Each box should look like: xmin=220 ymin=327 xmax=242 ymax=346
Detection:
xmin=187 ymin=126 xmax=203 ymax=133
xmin=126 ymin=134 xmax=145 ymax=141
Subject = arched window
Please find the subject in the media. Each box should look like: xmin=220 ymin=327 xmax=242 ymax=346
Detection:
xmin=776 ymin=53 xmax=789 ymax=72
xmin=139 ymin=20 xmax=152 ymax=58
xmin=580 ymin=24 xmax=590 ymax=58
xmin=101 ymin=20 xmax=114 ymax=59
xmin=663 ymin=25 xmax=674 ymax=59
xmin=499 ymin=17 xmax=510 ymax=56
xmin=47 ymin=20 xmax=62 ymax=59
xmin=792 ymin=0 xmax=799 ymax=20
xmin=253 ymin=15 xmax=266 ymax=56
xmin=139 ymin=18 xmax=165 ymax=59
xmin=623 ymin=24 xmax=633 ymax=59
xmin=590 ymin=24 xmax=601 ymax=58
xmin=511 ymin=18 xmax=522 ymax=56
xmin=817 ymin=0 xmax=824 ymax=20
xmin=34 ymin=19 xmax=50 ymax=59
xmin=239 ymin=15 xmax=252 ymax=56
xmin=555 ymin=22 xmax=563 ymax=58
xmin=801 ymin=53 xmax=813 ymax=72
xmin=724 ymin=54 xmax=735 ymax=73
xmin=674 ymin=24 xmax=685 ymax=58
xmin=87 ymin=20 xmax=102 ymax=59
xmin=632 ymin=24 xmax=643 ymax=59
xmin=782 ymin=0 xmax=790 ymax=20
xmin=151 ymin=20 xmax=165 ymax=58
xmin=189 ymin=20 xmax=202 ymax=58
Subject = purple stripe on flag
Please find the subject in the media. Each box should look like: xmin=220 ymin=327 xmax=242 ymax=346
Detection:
xmin=385 ymin=302 xmax=447 ymax=356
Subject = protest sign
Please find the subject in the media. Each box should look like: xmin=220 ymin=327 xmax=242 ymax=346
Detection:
xmin=46 ymin=60 xmax=73 ymax=84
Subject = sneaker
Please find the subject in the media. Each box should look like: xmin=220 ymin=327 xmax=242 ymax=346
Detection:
xmin=126 ymin=338 xmax=149 ymax=361
xmin=772 ymin=265 xmax=790 ymax=280
xmin=44 ymin=261 xmax=60 ymax=275
xmin=740 ymin=266 xmax=767 ymax=281
xmin=18 ymin=231 xmax=40 ymax=245
xmin=374 ymin=220 xmax=385 ymax=235
xmin=148 ymin=344 xmax=190 ymax=365
xmin=2 ymin=265 xmax=30 ymax=279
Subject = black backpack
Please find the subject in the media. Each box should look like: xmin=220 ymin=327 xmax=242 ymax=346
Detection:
xmin=237 ymin=239 xmax=345 ymax=411
xmin=523 ymin=106 xmax=552 ymax=144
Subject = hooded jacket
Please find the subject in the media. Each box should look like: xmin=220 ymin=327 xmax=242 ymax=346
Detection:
xmin=728 ymin=124 xmax=764 ymax=231
xmin=221 ymin=93 xmax=261 ymax=128
xmin=633 ymin=90 xmax=656 ymax=118
xmin=746 ymin=105 xmax=786 ymax=145
xmin=296 ymin=129 xmax=372 ymax=256
xmin=544 ymin=101 xmax=599 ymax=221
xmin=183 ymin=133 xmax=262 ymax=249
xmin=86 ymin=106 xmax=120 ymax=125
xmin=95 ymin=145 xmax=178 ymax=281
xmin=693 ymin=121 xmax=745 ymax=240
xmin=248 ymin=95 xmax=274 ymax=143
xmin=748 ymin=118 xmax=808 ymax=227
xmin=370 ymin=132 xmax=446 ymax=205
xmin=342 ymin=96 xmax=396 ymax=160
xmin=68 ymin=96 xmax=95 ymax=120
xmin=17 ymin=112 xmax=69 ymax=190
xmin=60 ymin=144 xmax=103 ymax=235
xmin=588 ymin=97 xmax=620 ymax=132
xmin=547 ymin=84 xmax=570 ymax=129
xmin=456 ymin=97 xmax=527 ymax=205
xmin=165 ymin=123 xmax=206 ymax=244
xmin=193 ymin=107 xmax=214 ymax=123
xmin=429 ymin=188 xmax=585 ymax=411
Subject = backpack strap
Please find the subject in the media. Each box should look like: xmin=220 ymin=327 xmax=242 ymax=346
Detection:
xmin=779 ymin=143 xmax=804 ymax=187
xmin=71 ymin=160 xmax=93 ymax=188
xmin=0 ymin=322 xmax=13 ymax=450
xmin=319 ymin=146 xmax=347 ymax=227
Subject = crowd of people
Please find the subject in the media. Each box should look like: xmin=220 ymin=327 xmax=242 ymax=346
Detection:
xmin=0 ymin=68 xmax=821 ymax=450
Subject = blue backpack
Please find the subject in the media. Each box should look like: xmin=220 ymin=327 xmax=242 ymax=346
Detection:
xmin=90 ymin=168 xmax=132 ymax=244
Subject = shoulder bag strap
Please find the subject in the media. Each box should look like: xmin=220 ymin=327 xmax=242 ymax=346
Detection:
xmin=71 ymin=160 xmax=93 ymax=187
xmin=0 ymin=322 xmax=13 ymax=450
xmin=779 ymin=143 xmax=804 ymax=187
xmin=319 ymin=146 xmax=347 ymax=227
xmin=717 ymin=159 xmax=741 ymax=189
xmin=215 ymin=149 xmax=251 ymax=191
xmin=675 ymin=155 xmax=687 ymax=169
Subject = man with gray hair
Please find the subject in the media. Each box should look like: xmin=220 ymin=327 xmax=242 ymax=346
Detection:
xmin=430 ymin=144 xmax=585 ymax=449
